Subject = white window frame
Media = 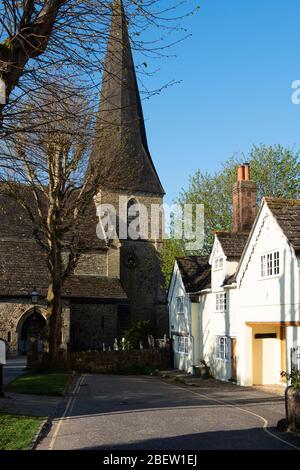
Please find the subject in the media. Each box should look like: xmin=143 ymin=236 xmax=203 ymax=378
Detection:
xmin=215 ymin=292 xmax=227 ymax=313
xmin=177 ymin=336 xmax=189 ymax=355
xmin=214 ymin=256 xmax=224 ymax=271
xmin=216 ymin=336 xmax=229 ymax=361
xmin=273 ymin=250 xmax=280 ymax=275
xmin=176 ymin=296 xmax=184 ymax=315
xmin=260 ymin=250 xmax=280 ymax=279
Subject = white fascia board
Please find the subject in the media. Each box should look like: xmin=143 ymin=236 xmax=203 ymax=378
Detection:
xmin=167 ymin=260 xmax=179 ymax=303
xmin=209 ymin=234 xmax=226 ymax=265
xmin=235 ymin=198 xmax=266 ymax=280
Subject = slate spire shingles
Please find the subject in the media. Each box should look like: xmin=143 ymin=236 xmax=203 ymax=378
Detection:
xmin=89 ymin=0 xmax=165 ymax=195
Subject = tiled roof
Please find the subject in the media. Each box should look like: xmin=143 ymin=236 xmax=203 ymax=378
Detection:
xmin=215 ymin=231 xmax=249 ymax=259
xmin=265 ymin=198 xmax=300 ymax=256
xmin=0 ymin=184 xmax=106 ymax=251
xmin=0 ymin=240 xmax=126 ymax=300
xmin=64 ymin=276 xmax=127 ymax=300
xmin=176 ymin=256 xmax=211 ymax=293
xmin=223 ymin=273 xmax=236 ymax=286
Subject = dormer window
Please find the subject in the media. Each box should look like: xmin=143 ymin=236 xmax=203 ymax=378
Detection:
xmin=214 ymin=256 xmax=224 ymax=271
xmin=261 ymin=251 xmax=280 ymax=278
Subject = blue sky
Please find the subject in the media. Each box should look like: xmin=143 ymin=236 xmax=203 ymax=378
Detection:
xmin=140 ymin=0 xmax=300 ymax=203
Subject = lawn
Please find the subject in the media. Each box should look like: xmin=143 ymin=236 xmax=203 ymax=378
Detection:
xmin=0 ymin=413 xmax=44 ymax=450
xmin=6 ymin=372 xmax=72 ymax=396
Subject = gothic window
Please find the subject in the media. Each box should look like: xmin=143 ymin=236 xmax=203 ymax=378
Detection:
xmin=127 ymin=198 xmax=140 ymax=240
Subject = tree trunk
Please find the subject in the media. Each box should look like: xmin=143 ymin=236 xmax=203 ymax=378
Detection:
xmin=46 ymin=235 xmax=63 ymax=366
xmin=0 ymin=1 xmax=67 ymax=120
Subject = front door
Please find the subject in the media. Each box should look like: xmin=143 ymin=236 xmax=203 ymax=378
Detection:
xmin=19 ymin=312 xmax=46 ymax=355
xmin=231 ymin=337 xmax=237 ymax=381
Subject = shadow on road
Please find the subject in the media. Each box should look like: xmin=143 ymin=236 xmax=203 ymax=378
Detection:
xmin=78 ymin=427 xmax=297 ymax=451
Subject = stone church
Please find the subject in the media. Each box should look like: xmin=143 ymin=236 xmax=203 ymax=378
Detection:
xmin=0 ymin=0 xmax=167 ymax=355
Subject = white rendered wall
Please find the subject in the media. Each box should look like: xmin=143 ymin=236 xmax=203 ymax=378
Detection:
xmin=168 ymin=262 xmax=193 ymax=373
xmin=236 ymin=204 xmax=300 ymax=385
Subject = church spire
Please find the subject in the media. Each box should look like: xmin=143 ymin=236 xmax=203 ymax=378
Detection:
xmin=89 ymin=0 xmax=165 ymax=195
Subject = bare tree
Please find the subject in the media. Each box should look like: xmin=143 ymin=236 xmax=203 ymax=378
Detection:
xmin=1 ymin=90 xmax=102 ymax=362
xmin=0 ymin=0 xmax=196 ymax=128
xmin=0 ymin=1 xmax=198 ymax=363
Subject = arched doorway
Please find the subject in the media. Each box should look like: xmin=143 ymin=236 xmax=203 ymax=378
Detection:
xmin=18 ymin=310 xmax=47 ymax=355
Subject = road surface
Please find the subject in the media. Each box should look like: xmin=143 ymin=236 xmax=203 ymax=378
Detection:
xmin=37 ymin=374 xmax=300 ymax=450
xmin=3 ymin=357 xmax=26 ymax=385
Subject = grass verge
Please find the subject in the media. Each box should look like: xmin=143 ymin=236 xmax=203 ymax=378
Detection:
xmin=6 ymin=371 xmax=72 ymax=396
xmin=0 ymin=413 xmax=45 ymax=450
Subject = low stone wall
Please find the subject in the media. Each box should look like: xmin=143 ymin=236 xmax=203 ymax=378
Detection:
xmin=71 ymin=348 xmax=171 ymax=373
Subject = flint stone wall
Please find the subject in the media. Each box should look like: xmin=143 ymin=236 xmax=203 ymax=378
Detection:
xmin=71 ymin=348 xmax=171 ymax=373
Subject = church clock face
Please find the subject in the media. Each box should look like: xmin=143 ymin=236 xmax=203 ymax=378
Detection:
xmin=124 ymin=252 xmax=138 ymax=269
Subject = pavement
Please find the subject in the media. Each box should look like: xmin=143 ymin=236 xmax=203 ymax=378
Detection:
xmin=0 ymin=356 xmax=62 ymax=418
xmin=36 ymin=374 xmax=300 ymax=451
xmin=3 ymin=356 xmax=27 ymax=385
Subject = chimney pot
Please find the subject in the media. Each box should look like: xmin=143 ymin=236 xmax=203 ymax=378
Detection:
xmin=237 ymin=165 xmax=245 ymax=181
xmin=244 ymin=162 xmax=250 ymax=181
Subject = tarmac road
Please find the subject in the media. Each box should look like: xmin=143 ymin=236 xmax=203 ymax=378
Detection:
xmin=37 ymin=374 xmax=300 ymax=451
xmin=3 ymin=356 xmax=26 ymax=385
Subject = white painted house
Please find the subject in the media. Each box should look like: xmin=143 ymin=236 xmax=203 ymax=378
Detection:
xmin=168 ymin=163 xmax=300 ymax=386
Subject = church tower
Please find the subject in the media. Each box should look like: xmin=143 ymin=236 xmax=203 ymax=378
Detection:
xmin=89 ymin=0 xmax=168 ymax=336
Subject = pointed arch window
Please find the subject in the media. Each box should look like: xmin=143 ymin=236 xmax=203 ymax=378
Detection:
xmin=127 ymin=198 xmax=140 ymax=240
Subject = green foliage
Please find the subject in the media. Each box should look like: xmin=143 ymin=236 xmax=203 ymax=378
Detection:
xmin=160 ymin=238 xmax=186 ymax=286
xmin=0 ymin=413 xmax=44 ymax=450
xmin=179 ymin=144 xmax=300 ymax=251
xmin=123 ymin=320 xmax=154 ymax=349
xmin=246 ymin=145 xmax=300 ymax=201
xmin=6 ymin=372 xmax=72 ymax=396
xmin=160 ymin=144 xmax=300 ymax=284
xmin=281 ymin=369 xmax=300 ymax=389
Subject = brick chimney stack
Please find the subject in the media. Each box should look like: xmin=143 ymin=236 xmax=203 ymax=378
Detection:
xmin=232 ymin=163 xmax=257 ymax=232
